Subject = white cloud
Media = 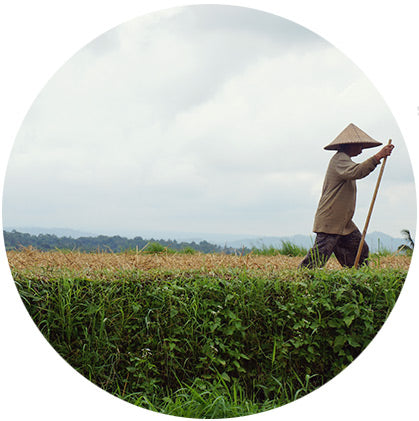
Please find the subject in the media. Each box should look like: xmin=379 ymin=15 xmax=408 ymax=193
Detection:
xmin=3 ymin=5 xmax=415 ymax=238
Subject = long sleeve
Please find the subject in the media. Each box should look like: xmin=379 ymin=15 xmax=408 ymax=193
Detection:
xmin=334 ymin=153 xmax=379 ymax=180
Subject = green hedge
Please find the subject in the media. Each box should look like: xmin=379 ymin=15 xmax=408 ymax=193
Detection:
xmin=14 ymin=268 xmax=405 ymax=414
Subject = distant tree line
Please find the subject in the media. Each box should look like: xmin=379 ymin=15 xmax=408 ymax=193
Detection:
xmin=3 ymin=230 xmax=248 ymax=254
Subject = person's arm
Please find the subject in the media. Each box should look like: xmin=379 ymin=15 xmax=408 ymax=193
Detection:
xmin=334 ymin=153 xmax=379 ymax=180
xmin=335 ymin=145 xmax=394 ymax=180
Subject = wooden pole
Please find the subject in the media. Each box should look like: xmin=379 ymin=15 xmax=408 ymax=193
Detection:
xmin=354 ymin=139 xmax=392 ymax=268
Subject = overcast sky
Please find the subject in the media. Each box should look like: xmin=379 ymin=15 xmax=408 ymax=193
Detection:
xmin=2 ymin=4 xmax=416 ymax=239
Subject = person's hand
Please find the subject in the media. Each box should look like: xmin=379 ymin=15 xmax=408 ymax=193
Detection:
xmin=375 ymin=144 xmax=394 ymax=161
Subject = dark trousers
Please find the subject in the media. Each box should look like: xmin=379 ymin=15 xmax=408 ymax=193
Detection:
xmin=299 ymin=229 xmax=369 ymax=269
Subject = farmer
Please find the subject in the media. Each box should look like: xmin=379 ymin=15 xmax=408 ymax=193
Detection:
xmin=299 ymin=123 xmax=394 ymax=269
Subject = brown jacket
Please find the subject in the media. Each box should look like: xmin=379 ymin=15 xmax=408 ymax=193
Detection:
xmin=313 ymin=152 xmax=379 ymax=235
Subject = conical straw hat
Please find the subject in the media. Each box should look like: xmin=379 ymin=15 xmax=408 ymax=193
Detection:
xmin=324 ymin=123 xmax=382 ymax=150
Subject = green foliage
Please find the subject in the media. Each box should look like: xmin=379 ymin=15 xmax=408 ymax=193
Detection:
xmin=130 ymin=373 xmax=278 ymax=418
xmin=278 ymin=241 xmax=307 ymax=257
xmin=371 ymin=248 xmax=393 ymax=257
xmin=3 ymin=230 xmax=234 ymax=254
xmin=14 ymin=267 xmax=405 ymax=417
xmin=401 ymin=229 xmax=415 ymax=249
xmin=143 ymin=242 xmax=175 ymax=254
xmin=179 ymin=246 xmax=197 ymax=255
xmin=398 ymin=229 xmax=415 ymax=256
xmin=398 ymin=245 xmax=413 ymax=256
xmin=367 ymin=237 xmax=393 ymax=257
xmin=251 ymin=246 xmax=281 ymax=256
xmin=252 ymin=241 xmax=307 ymax=257
xmin=4 ymin=230 xmax=311 ymax=257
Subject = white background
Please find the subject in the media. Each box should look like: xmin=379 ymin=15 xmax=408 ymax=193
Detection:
xmin=1 ymin=1 xmax=418 ymax=420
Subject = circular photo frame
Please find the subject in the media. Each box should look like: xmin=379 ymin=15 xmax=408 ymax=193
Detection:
xmin=1 ymin=2 xmax=418 ymax=421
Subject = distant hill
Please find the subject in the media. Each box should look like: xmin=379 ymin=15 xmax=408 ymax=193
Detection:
xmin=3 ymin=226 xmax=96 ymax=238
xmin=2 ymin=230 xmax=232 ymax=254
xmin=220 ymin=232 xmax=408 ymax=253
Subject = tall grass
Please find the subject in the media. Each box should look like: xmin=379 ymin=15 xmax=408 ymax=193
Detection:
xmin=140 ymin=241 xmax=308 ymax=257
xmin=252 ymin=241 xmax=307 ymax=257
xmin=13 ymin=264 xmax=406 ymax=417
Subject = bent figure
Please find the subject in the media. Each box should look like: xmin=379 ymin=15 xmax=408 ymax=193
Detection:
xmin=299 ymin=123 xmax=394 ymax=269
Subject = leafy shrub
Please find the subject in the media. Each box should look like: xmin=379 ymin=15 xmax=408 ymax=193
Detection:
xmin=14 ymin=267 xmax=405 ymax=416
xmin=179 ymin=246 xmax=197 ymax=255
xmin=143 ymin=242 xmax=175 ymax=254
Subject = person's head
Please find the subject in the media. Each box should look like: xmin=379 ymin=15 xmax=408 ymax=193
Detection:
xmin=339 ymin=143 xmax=364 ymax=157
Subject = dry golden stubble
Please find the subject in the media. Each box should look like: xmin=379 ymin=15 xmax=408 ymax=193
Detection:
xmin=6 ymin=248 xmax=411 ymax=274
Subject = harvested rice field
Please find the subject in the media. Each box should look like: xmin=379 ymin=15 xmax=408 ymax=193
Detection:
xmin=7 ymin=248 xmax=411 ymax=274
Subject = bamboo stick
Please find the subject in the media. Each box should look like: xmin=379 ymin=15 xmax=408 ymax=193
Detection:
xmin=354 ymin=139 xmax=392 ymax=267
